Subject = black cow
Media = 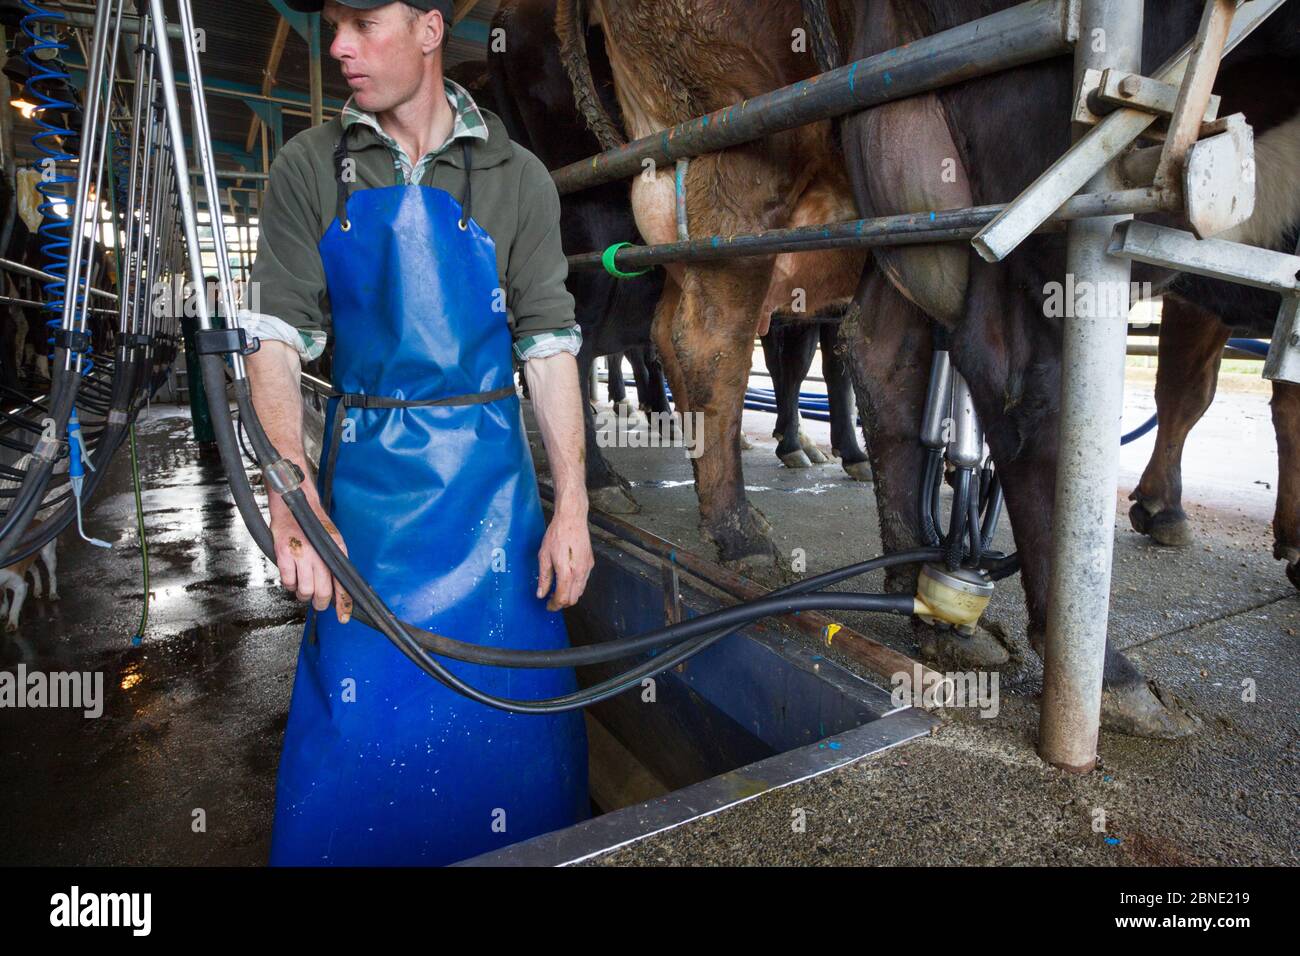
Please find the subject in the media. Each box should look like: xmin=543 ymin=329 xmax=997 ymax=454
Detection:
xmin=827 ymin=0 xmax=1300 ymax=736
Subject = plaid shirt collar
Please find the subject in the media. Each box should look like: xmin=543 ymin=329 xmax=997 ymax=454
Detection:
xmin=340 ymin=77 xmax=489 ymax=185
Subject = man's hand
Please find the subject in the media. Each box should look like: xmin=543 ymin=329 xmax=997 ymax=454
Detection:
xmin=536 ymin=505 xmax=594 ymax=611
xmin=522 ymin=350 xmax=593 ymax=611
xmin=246 ymin=338 xmax=352 ymax=623
xmin=269 ymin=483 xmax=353 ymax=624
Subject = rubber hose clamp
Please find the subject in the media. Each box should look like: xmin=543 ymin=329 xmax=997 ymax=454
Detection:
xmin=263 ymin=458 xmax=305 ymax=496
xmin=32 ymin=436 xmax=65 ymax=462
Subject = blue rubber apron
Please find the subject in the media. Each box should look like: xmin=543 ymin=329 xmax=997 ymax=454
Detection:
xmin=268 ymin=131 xmax=589 ymax=866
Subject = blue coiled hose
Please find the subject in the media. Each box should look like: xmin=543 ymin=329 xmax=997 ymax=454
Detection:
xmin=20 ymin=1 xmax=96 ymax=375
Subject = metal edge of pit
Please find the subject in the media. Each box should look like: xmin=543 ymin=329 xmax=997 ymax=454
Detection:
xmin=455 ymin=706 xmax=938 ymax=867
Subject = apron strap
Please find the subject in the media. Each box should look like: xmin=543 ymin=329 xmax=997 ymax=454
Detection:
xmin=458 ymin=139 xmax=472 ymax=230
xmin=337 ymin=384 xmax=514 ymax=409
xmin=334 ymin=132 xmax=351 ymax=232
xmin=333 ymin=129 xmax=473 ymax=230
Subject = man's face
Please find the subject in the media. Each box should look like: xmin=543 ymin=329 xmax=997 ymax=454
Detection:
xmin=323 ymin=2 xmax=444 ymax=113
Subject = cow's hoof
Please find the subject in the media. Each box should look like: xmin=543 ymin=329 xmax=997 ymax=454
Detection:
xmin=780 ymin=449 xmax=813 ymax=468
xmin=589 ymin=484 xmax=641 ymax=516
xmin=1101 ymin=677 xmax=1201 ymax=739
xmin=724 ymin=550 xmax=791 ymax=586
xmin=1128 ymin=500 xmax=1192 ymax=547
xmin=797 ymin=432 xmax=828 ymax=465
xmin=49 ymin=592 xmax=60 ymax=602
xmin=841 ymin=460 xmax=872 ymax=482
xmin=1275 ymin=544 xmax=1300 ymax=590
xmin=739 ymin=433 xmax=755 ymax=451
xmin=709 ymin=505 xmax=776 ymax=569
xmin=917 ymin=624 xmax=1011 ymax=671
xmin=5 ymin=621 xmax=16 ymax=634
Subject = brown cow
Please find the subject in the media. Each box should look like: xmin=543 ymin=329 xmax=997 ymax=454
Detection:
xmin=556 ymin=0 xmax=868 ymax=571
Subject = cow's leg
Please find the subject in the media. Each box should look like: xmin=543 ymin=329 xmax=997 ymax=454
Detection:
xmin=957 ymin=278 xmax=1199 ymax=739
xmin=638 ymin=349 xmax=671 ymax=415
xmin=1272 ymin=379 xmax=1300 ymax=589
xmin=1129 ymin=296 xmax=1229 ymax=547
xmin=843 ymin=268 xmax=1010 ymax=668
xmin=657 ymin=265 xmax=778 ymax=568
xmin=823 ymin=321 xmax=870 ymax=480
xmin=631 ymin=347 xmax=676 ymax=441
xmin=42 ymin=541 xmax=58 ymax=601
xmin=606 ymin=352 xmax=629 ymax=408
xmin=764 ymin=327 xmax=825 ymax=467
xmin=3 ymin=572 xmax=25 ymax=632
xmin=580 ymin=342 xmax=639 ymax=516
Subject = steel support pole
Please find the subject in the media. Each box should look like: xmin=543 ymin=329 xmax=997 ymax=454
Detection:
xmin=1038 ymin=0 xmax=1144 ymax=772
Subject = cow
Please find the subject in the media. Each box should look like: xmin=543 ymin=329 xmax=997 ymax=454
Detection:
xmin=821 ymin=0 xmax=1300 ymax=736
xmin=555 ymin=0 xmax=871 ymax=571
xmin=489 ymin=0 xmax=869 ymax=527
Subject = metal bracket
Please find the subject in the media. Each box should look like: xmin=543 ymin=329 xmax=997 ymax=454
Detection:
xmin=662 ymin=559 xmax=683 ymax=626
xmin=973 ymin=0 xmax=1284 ymax=263
xmin=194 ymin=327 xmax=260 ymax=357
xmin=1107 ymin=221 xmax=1300 ymax=295
xmin=1263 ymin=235 xmax=1300 ymax=386
xmin=263 ymin=458 xmax=304 ymax=496
xmin=52 ymin=329 xmax=92 ymax=353
xmin=1183 ymin=113 xmax=1255 ymax=237
xmin=1153 ymin=0 xmax=1239 ymax=193
xmin=1091 ymin=69 xmax=1221 ymax=123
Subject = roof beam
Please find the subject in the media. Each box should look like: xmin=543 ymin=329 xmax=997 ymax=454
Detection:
xmin=246 ymin=15 xmax=291 ymax=153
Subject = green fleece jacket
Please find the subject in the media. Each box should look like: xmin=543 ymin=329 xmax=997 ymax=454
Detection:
xmin=241 ymin=97 xmax=578 ymax=364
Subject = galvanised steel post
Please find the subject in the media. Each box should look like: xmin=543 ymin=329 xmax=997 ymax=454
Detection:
xmin=1038 ymin=0 xmax=1145 ymax=772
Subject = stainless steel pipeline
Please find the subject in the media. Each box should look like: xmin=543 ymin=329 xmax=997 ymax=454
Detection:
xmin=57 ymin=0 xmax=115 ymax=362
xmin=0 ymin=257 xmax=117 ymax=300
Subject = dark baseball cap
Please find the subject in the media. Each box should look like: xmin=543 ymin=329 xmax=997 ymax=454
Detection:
xmin=283 ymin=1 xmax=454 ymax=15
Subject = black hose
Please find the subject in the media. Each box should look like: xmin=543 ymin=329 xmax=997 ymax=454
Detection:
xmin=967 ymin=483 xmax=982 ymax=563
xmin=944 ymin=468 xmax=971 ymax=571
xmin=980 ymin=471 xmax=1004 ymax=550
xmin=918 ymin=448 xmax=943 ymax=548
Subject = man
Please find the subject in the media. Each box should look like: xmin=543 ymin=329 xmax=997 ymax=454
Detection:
xmin=242 ymin=0 xmax=593 ymax=866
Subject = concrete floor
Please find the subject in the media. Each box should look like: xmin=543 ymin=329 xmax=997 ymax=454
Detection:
xmin=0 ymin=367 xmax=1295 ymax=865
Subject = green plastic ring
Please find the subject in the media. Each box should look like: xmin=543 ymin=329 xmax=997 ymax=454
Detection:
xmin=601 ymin=242 xmax=651 ymax=279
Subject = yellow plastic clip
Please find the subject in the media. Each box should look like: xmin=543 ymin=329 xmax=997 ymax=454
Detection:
xmin=824 ymin=623 xmax=842 ymax=647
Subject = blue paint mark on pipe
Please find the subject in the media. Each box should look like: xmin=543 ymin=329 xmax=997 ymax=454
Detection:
xmin=848 ymin=62 xmax=858 ymax=94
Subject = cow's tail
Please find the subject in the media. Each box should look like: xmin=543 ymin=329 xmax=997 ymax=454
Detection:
xmin=555 ymin=0 xmax=626 ymax=152
xmin=800 ymin=0 xmax=844 ymax=73
xmin=487 ymin=5 xmax=530 ymax=148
